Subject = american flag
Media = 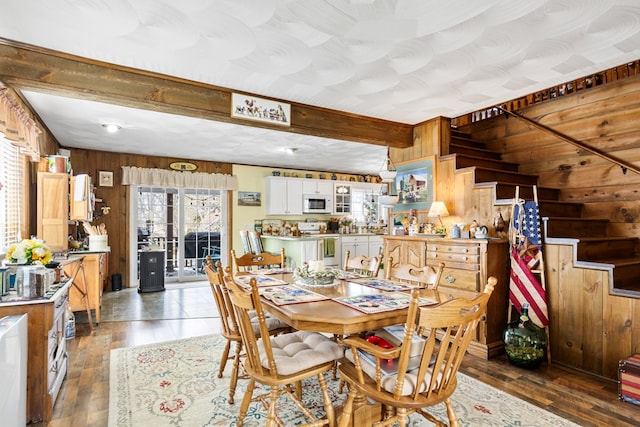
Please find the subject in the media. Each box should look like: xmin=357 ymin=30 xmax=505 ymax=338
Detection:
xmin=510 ymin=199 xmax=548 ymax=327
xmin=513 ymin=200 xmax=542 ymax=245
xmin=509 ymin=247 xmax=549 ymax=327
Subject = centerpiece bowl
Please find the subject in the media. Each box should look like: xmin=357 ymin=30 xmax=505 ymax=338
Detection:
xmin=293 ymin=264 xmax=339 ymax=287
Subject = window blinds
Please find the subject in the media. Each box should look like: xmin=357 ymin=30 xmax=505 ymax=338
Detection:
xmin=0 ymin=137 xmax=23 ymax=252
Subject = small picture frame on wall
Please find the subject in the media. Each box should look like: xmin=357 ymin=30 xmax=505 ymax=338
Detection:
xmin=98 ymin=170 xmax=114 ymax=187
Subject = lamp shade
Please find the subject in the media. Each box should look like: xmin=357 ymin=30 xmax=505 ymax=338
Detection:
xmin=428 ymin=201 xmax=450 ymax=217
xmin=379 ymin=146 xmax=397 ymax=182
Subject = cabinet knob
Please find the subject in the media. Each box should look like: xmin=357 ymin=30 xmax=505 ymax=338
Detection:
xmin=444 ymin=274 xmax=456 ymax=283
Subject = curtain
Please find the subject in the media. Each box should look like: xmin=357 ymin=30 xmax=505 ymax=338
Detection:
xmin=121 ymin=166 xmax=238 ymax=190
xmin=0 ymin=86 xmax=42 ymax=161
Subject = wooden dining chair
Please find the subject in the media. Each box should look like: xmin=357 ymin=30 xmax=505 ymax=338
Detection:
xmin=385 ymin=258 xmax=445 ymax=303
xmin=343 ymin=250 xmax=382 ymax=277
xmin=239 ymin=230 xmax=252 ymax=254
xmin=203 ymin=257 xmax=290 ymax=404
xmin=230 ymin=247 xmax=286 ymax=273
xmin=224 ymin=272 xmax=344 ymax=426
xmin=337 ymin=277 xmax=497 ymax=427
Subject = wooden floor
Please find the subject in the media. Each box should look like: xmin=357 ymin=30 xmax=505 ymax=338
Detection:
xmin=35 ymin=286 xmax=639 ymax=427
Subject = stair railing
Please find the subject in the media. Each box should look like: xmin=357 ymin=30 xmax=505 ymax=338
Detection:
xmin=496 ymin=106 xmax=640 ymax=177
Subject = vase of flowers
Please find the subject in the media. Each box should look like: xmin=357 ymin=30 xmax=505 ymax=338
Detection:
xmin=4 ymin=238 xmax=53 ymax=298
xmin=5 ymin=238 xmax=53 ymax=265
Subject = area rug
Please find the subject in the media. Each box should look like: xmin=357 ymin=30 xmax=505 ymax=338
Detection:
xmin=109 ymin=334 xmax=580 ymax=427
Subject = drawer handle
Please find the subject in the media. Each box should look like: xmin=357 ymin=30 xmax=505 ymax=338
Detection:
xmin=444 ymin=274 xmax=456 ymax=283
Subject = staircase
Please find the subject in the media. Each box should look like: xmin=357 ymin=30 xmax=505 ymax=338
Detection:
xmin=448 ymin=128 xmax=640 ymax=297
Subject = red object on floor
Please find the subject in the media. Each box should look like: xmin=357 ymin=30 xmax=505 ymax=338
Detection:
xmin=619 ymin=354 xmax=640 ymax=405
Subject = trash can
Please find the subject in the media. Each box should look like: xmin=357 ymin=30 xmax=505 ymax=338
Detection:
xmin=111 ymin=274 xmax=122 ymax=292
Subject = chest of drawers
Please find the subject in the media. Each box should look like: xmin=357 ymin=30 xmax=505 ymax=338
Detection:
xmin=383 ymin=236 xmax=509 ymax=359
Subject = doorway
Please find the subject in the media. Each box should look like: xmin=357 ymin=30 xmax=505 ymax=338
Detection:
xmin=129 ymin=185 xmax=228 ymax=286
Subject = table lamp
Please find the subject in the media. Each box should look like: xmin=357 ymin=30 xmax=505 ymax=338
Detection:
xmin=428 ymin=201 xmax=449 ymax=227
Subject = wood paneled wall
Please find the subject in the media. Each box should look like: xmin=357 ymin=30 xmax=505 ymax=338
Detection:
xmin=66 ymin=148 xmax=232 ymax=287
xmin=457 ymin=74 xmax=640 ymax=379
xmin=460 ymin=74 xmax=640 ymax=238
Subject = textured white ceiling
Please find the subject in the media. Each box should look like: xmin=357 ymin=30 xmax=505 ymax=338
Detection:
xmin=3 ymin=0 xmax=640 ymax=174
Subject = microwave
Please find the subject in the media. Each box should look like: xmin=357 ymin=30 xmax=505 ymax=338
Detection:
xmin=303 ymin=194 xmax=332 ymax=214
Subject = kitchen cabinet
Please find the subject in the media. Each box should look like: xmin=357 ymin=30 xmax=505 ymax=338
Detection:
xmin=341 ymin=235 xmax=368 ymax=259
xmin=0 ymin=280 xmax=70 ymax=423
xmin=66 ymin=252 xmax=108 ymax=324
xmin=69 ymin=174 xmax=93 ymax=221
xmin=265 ymin=176 xmax=303 ymax=215
xmin=37 ymin=172 xmax=69 ymax=251
xmin=382 ymin=236 xmax=509 ymax=359
xmin=334 ymin=183 xmax=351 ymax=214
xmin=302 ymin=179 xmax=333 ymax=195
xmin=384 ymin=237 xmax=426 ymax=267
xmin=261 ymin=235 xmax=323 ymax=268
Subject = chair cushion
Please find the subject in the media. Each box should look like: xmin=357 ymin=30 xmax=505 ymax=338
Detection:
xmin=248 ymin=310 xmax=289 ymax=335
xmin=345 ymin=349 xmax=436 ymax=396
xmin=259 ymin=331 xmax=344 ymax=376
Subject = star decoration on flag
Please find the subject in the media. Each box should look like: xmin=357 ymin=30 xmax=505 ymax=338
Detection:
xmin=517 ymin=236 xmax=540 ymax=259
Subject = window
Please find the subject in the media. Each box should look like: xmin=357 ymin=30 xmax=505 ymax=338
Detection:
xmin=0 ymin=138 xmax=24 ymax=253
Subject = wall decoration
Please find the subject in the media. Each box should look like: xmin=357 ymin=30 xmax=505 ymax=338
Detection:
xmin=238 ymin=191 xmax=262 ymax=207
xmin=98 ymin=170 xmax=114 ymax=187
xmin=169 ymin=161 xmax=197 ymax=171
xmin=392 ymin=156 xmax=435 ymax=212
xmin=231 ymin=92 xmax=290 ymax=126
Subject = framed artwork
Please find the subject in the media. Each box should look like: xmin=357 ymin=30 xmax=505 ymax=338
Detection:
xmin=98 ymin=170 xmax=114 ymax=187
xmin=238 ymin=191 xmax=262 ymax=207
xmin=392 ymin=156 xmax=435 ymax=212
xmin=231 ymin=92 xmax=291 ymax=126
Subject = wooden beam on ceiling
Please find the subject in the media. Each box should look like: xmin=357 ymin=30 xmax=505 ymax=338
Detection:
xmin=0 ymin=40 xmax=413 ymax=149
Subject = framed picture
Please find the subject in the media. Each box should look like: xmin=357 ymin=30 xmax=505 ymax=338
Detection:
xmin=231 ymin=92 xmax=291 ymax=126
xmin=98 ymin=170 xmax=114 ymax=187
xmin=392 ymin=156 xmax=435 ymax=212
xmin=238 ymin=191 xmax=262 ymax=207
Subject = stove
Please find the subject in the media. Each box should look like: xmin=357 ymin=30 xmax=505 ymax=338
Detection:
xmin=297 ymin=221 xmax=326 ymax=235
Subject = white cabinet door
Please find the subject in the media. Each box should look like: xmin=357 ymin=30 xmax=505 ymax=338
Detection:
xmin=300 ymin=239 xmax=320 ymax=263
xmin=368 ymin=236 xmax=384 ymax=258
xmin=341 ymin=236 xmax=368 ymax=258
xmin=316 ymin=180 xmax=334 ymax=195
xmin=334 ymin=183 xmax=351 ymax=214
xmin=265 ymin=177 xmax=288 ymax=215
xmin=285 ymin=179 xmax=303 ymax=215
xmin=265 ymin=177 xmax=303 ymax=215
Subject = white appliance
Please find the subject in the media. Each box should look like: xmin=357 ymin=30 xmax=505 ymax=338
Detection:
xmin=302 ymin=194 xmax=332 ymax=214
xmin=0 ymin=314 xmax=28 ymax=427
xmin=298 ymin=222 xmax=341 ymax=267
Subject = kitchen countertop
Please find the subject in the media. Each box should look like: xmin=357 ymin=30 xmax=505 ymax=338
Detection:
xmin=68 ymin=249 xmax=111 ymax=255
xmin=261 ymin=233 xmax=386 ymax=241
xmin=0 ymin=279 xmax=71 ymax=306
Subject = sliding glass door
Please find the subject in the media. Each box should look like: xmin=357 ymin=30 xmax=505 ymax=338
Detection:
xmin=129 ymin=185 xmax=227 ymax=285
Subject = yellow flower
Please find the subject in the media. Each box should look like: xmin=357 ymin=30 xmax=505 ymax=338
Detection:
xmin=5 ymin=238 xmax=52 ymax=265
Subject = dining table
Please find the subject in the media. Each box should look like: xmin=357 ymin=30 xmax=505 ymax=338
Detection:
xmin=238 ymin=270 xmax=435 ymax=426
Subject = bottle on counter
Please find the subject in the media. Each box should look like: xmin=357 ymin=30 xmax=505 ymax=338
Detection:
xmin=65 ymin=305 xmax=76 ymax=340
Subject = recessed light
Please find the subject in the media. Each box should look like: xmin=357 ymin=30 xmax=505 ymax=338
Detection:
xmin=284 ymin=147 xmax=297 ymax=155
xmin=102 ymin=123 xmax=121 ymax=133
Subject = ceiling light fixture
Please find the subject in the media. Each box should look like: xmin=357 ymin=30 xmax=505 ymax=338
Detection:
xmin=379 ymin=146 xmax=397 ymax=182
xmin=284 ymin=147 xmax=297 ymax=155
xmin=102 ymin=123 xmax=121 ymax=133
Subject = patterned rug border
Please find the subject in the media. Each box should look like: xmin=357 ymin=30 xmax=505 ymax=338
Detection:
xmin=109 ymin=334 xmax=582 ymax=427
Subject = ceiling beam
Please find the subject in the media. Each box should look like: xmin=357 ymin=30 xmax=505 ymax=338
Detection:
xmin=0 ymin=40 xmax=413 ymax=149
